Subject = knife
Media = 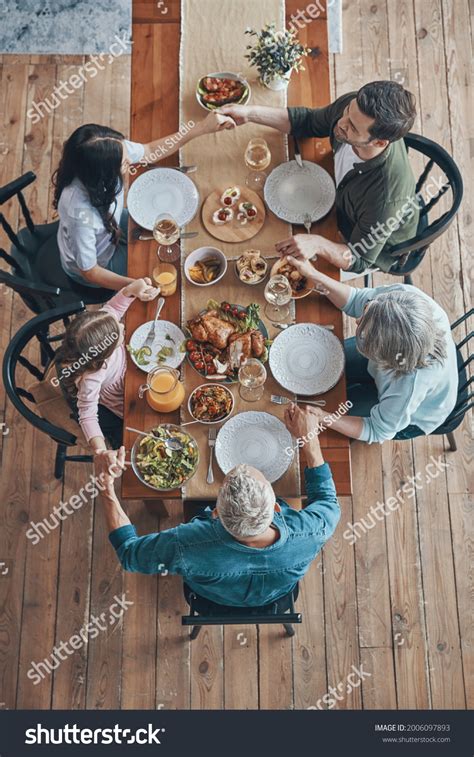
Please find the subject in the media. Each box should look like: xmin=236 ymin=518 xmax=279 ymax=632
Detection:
xmin=293 ymin=136 xmax=304 ymax=169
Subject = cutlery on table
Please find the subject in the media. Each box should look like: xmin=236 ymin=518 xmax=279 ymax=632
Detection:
xmin=271 ymin=394 xmax=326 ymax=408
xmin=132 ymin=228 xmax=199 ymax=242
xmin=303 ymin=212 xmax=312 ymax=234
xmin=273 ymin=322 xmax=335 ymax=331
xmin=293 ymin=136 xmax=304 ymax=169
xmin=141 ymin=296 xmax=165 ymax=351
xmin=126 ymin=425 xmax=184 ymax=452
xmin=206 ymin=427 xmax=217 ymax=485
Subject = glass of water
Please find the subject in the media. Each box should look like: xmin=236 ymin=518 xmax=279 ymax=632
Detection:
xmin=238 ymin=358 xmax=267 ymax=402
xmin=264 ymin=274 xmax=292 ymax=322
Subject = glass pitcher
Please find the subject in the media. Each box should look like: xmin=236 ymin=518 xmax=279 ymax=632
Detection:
xmin=139 ymin=366 xmax=185 ymax=413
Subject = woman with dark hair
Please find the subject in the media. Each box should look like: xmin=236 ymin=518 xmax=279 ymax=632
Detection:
xmin=53 ymin=113 xmax=235 ymax=290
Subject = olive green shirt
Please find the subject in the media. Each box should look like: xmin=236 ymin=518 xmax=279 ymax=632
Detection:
xmin=288 ymin=92 xmax=420 ymax=273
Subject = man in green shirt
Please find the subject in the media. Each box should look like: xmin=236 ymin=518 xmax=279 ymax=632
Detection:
xmin=220 ymin=80 xmax=420 ymax=274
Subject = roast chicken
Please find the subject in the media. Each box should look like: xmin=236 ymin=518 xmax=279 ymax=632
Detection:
xmin=228 ymin=330 xmax=265 ymax=370
xmin=188 ymin=310 xmax=265 ymax=371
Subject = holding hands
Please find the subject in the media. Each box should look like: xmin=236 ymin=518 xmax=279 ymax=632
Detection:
xmin=124 ymin=277 xmax=160 ymax=301
xmin=199 ymin=111 xmax=237 ymax=134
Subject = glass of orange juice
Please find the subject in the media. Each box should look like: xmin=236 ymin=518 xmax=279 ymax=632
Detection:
xmin=153 ymin=262 xmax=177 ymax=297
xmin=139 ymin=366 xmax=185 ymax=413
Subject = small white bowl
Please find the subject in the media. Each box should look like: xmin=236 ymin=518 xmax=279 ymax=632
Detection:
xmin=188 ymin=383 xmax=235 ymax=425
xmin=184 ymin=246 xmax=227 ymax=287
xmin=196 ymin=71 xmax=251 ymax=112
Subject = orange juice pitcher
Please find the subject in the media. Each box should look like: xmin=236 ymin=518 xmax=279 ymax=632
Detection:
xmin=139 ymin=367 xmax=185 ymax=413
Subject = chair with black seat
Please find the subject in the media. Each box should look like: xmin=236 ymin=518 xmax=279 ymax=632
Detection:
xmin=182 ymin=582 xmax=302 ymax=640
xmin=0 ymin=171 xmax=114 ymax=309
xmin=2 ymin=300 xmax=96 ymax=479
xmin=385 ymin=133 xmax=464 ymax=284
xmin=431 ymin=308 xmax=473 ymax=452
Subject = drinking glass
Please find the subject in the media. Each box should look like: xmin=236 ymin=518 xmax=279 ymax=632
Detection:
xmin=152 ymin=262 xmax=178 ymax=296
xmin=264 ymin=274 xmax=292 ymax=322
xmin=238 ymin=358 xmax=267 ymax=402
xmin=153 ymin=213 xmax=181 ymax=262
xmin=244 ymin=138 xmax=271 ymax=190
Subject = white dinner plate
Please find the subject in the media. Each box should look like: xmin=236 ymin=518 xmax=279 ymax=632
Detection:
xmin=215 ymin=411 xmax=293 ymax=483
xmin=269 ymin=323 xmax=345 ymax=395
xmin=128 ymin=320 xmax=186 ymax=373
xmin=264 ymin=160 xmax=336 ymax=225
xmin=127 ymin=168 xmax=200 ymax=230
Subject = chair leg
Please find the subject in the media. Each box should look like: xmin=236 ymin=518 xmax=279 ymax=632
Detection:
xmin=54 ymin=443 xmax=67 ymax=479
xmin=363 ymin=272 xmax=371 ymax=288
xmin=446 ymin=431 xmax=457 ymax=452
xmin=189 ymin=625 xmax=202 ymax=640
xmin=403 ymin=273 xmax=414 ymax=285
xmin=283 ymin=623 xmax=295 ymax=637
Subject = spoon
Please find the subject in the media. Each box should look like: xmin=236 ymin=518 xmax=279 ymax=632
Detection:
xmin=126 ymin=426 xmax=184 ymax=452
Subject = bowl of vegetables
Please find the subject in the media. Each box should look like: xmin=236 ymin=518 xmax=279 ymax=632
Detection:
xmin=131 ymin=425 xmax=200 ymax=491
xmin=188 ymin=383 xmax=235 ymax=424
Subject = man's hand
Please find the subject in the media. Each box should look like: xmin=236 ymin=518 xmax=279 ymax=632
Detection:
xmin=218 ymin=104 xmax=252 ymax=125
xmin=275 ymin=233 xmax=329 ymax=261
xmin=283 ymin=403 xmax=325 ymax=468
xmin=94 ymin=446 xmax=126 ymax=498
xmin=199 ymin=111 xmax=236 ymax=134
xmin=123 ymin=277 xmax=160 ymax=301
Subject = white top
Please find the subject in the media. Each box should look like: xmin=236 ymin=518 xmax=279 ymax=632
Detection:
xmin=334 ymin=142 xmax=365 ymax=187
xmin=343 ymin=284 xmax=458 ymax=443
xmin=57 ymin=139 xmax=145 ymax=278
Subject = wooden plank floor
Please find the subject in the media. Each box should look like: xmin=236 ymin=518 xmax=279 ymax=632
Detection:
xmin=0 ymin=2 xmax=472 ymax=709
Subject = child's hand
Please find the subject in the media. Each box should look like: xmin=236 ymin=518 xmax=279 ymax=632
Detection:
xmin=124 ymin=277 xmax=160 ymax=301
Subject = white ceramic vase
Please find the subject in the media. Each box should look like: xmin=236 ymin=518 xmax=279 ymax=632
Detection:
xmin=263 ymin=72 xmax=291 ymax=91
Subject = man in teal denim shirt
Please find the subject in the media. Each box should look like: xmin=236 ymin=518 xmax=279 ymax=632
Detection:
xmin=100 ymin=405 xmax=340 ymax=607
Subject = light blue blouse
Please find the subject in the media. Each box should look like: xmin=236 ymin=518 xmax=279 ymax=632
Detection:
xmin=342 ymin=284 xmax=458 ymax=443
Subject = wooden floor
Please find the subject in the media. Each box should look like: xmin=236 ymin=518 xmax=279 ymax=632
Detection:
xmin=0 ymin=0 xmax=472 ymax=710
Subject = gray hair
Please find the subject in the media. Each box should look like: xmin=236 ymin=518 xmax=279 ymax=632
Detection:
xmin=216 ymin=464 xmax=276 ymax=539
xmin=356 ymin=287 xmax=447 ymax=378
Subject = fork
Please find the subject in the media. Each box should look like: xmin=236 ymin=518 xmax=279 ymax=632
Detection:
xmin=141 ymin=297 xmax=165 ymax=351
xmin=207 ymin=427 xmax=217 ymax=485
xmin=303 ymin=213 xmax=312 ymax=234
xmin=271 ymin=394 xmax=326 ymax=407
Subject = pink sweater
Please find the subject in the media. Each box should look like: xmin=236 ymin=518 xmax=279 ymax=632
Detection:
xmin=76 ymin=291 xmax=135 ymax=442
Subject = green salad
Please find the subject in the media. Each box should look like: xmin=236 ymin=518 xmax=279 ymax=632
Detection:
xmin=135 ymin=426 xmax=199 ymax=490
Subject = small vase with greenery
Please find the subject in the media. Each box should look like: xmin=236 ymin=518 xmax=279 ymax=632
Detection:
xmin=245 ymin=23 xmax=310 ymax=90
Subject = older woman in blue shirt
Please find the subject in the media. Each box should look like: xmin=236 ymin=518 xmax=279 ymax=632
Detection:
xmin=284 ymin=257 xmax=458 ymax=443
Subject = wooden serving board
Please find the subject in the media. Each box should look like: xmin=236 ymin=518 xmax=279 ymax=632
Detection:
xmin=201 ymin=186 xmax=266 ymax=243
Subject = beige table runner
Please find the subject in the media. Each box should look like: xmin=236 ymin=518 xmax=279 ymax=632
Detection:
xmin=179 ymin=0 xmax=301 ymax=500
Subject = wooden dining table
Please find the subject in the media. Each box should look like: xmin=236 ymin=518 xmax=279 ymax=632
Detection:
xmin=122 ymin=0 xmax=352 ymax=513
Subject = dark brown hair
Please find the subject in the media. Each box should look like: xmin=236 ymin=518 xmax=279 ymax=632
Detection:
xmin=356 ymin=81 xmax=416 ymax=142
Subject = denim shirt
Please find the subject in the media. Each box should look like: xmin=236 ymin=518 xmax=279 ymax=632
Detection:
xmin=109 ymin=464 xmax=340 ymax=607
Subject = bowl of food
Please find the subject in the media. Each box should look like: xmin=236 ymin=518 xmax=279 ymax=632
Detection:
xmin=188 ymin=383 xmax=235 ymax=424
xmin=184 ymin=246 xmax=227 ymax=286
xmin=196 ymin=72 xmax=251 ymax=111
xmin=270 ymin=258 xmax=313 ymax=299
xmin=235 ymin=249 xmax=268 ymax=286
xmin=131 ymin=424 xmax=199 ymax=492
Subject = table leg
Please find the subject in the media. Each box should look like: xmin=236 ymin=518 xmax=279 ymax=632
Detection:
xmin=145 ymin=499 xmax=170 ymax=518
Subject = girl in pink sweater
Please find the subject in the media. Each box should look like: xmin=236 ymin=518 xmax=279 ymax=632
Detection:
xmin=56 ymin=278 xmax=159 ymax=472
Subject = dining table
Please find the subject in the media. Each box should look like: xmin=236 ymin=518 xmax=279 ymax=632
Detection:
xmin=122 ymin=0 xmax=352 ymax=515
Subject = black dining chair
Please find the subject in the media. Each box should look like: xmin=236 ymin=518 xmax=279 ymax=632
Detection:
xmin=385 ymin=133 xmax=464 ymax=284
xmin=431 ymin=308 xmax=473 ymax=451
xmin=2 ymin=300 xmax=94 ymax=479
xmin=181 ymin=583 xmax=302 ymax=640
xmin=0 ymin=171 xmax=114 ymax=310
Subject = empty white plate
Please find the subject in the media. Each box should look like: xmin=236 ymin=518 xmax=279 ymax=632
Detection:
xmin=127 ymin=168 xmax=200 ymax=230
xmin=215 ymin=411 xmax=293 ymax=483
xmin=264 ymin=160 xmax=336 ymax=225
xmin=269 ymin=323 xmax=345 ymax=395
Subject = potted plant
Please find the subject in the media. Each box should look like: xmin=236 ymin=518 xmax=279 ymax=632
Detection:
xmin=245 ymin=23 xmax=310 ymax=91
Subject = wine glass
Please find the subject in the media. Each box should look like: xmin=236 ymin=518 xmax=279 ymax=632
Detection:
xmin=238 ymin=358 xmax=267 ymax=402
xmin=153 ymin=213 xmax=181 ymax=262
xmin=244 ymin=138 xmax=271 ymax=190
xmin=264 ymin=274 xmax=292 ymax=322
